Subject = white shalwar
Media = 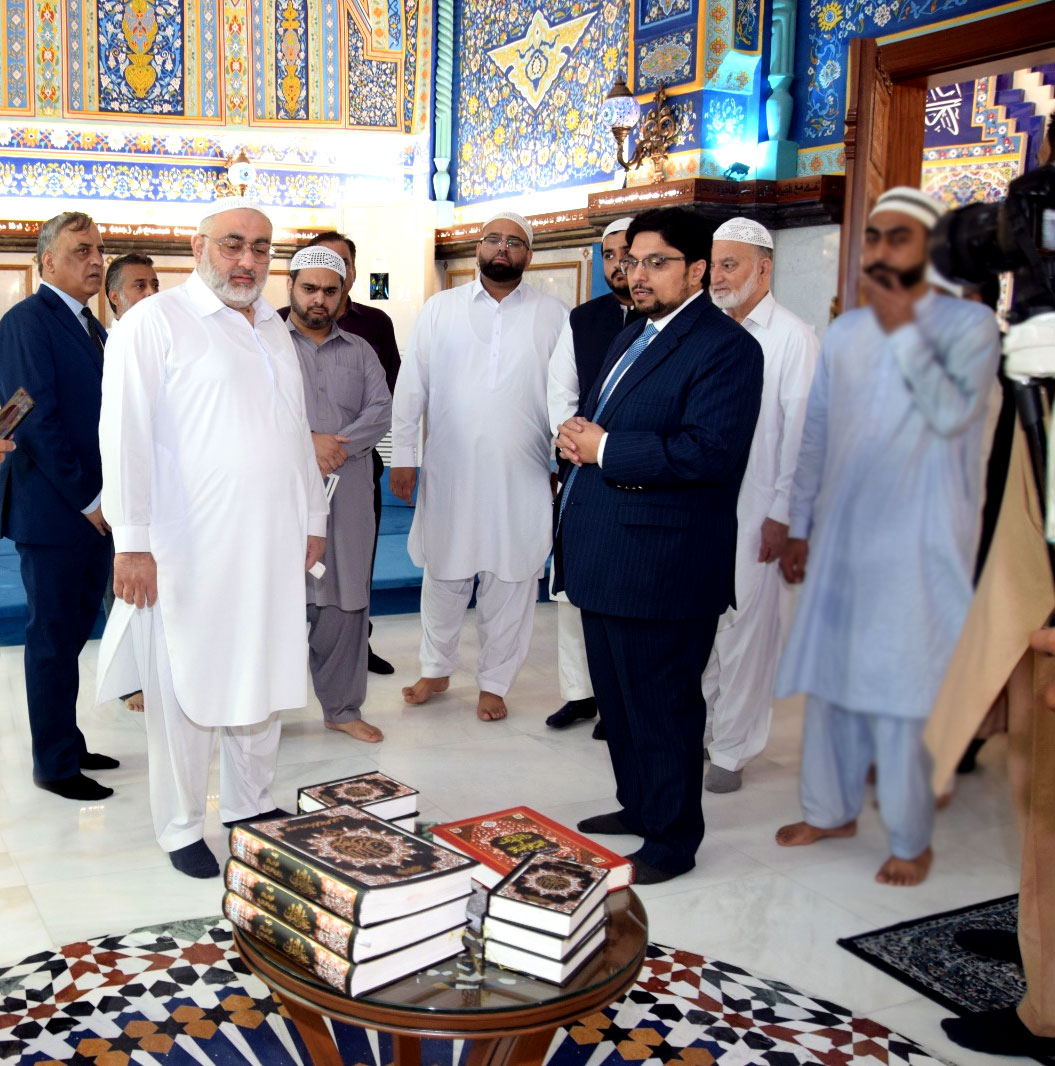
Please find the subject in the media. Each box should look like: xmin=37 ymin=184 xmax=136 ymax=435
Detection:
xmin=392 ymin=278 xmax=567 ymax=690
xmin=547 ymin=319 xmax=595 ymax=702
xmin=775 ymin=290 xmax=1000 ymax=853
xmin=96 ymin=271 xmax=329 ymax=847
xmin=702 ymin=293 xmax=818 ymax=771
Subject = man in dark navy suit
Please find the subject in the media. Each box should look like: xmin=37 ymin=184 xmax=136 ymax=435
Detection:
xmin=555 ymin=207 xmax=763 ymax=883
xmin=0 ymin=211 xmax=118 ymax=801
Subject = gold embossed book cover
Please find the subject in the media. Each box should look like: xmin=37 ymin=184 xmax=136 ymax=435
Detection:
xmin=228 ymin=805 xmax=474 ymax=926
xmin=297 ymin=772 xmax=419 ymax=821
xmin=431 ymin=807 xmax=632 ymax=891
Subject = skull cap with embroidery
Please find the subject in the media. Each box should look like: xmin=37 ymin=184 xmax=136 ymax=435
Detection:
xmin=712 ymin=217 xmax=774 ymax=249
xmin=289 ymin=246 xmax=347 ymax=279
xmin=481 ymin=210 xmax=534 ymax=248
xmin=869 ymin=186 xmax=944 ymax=231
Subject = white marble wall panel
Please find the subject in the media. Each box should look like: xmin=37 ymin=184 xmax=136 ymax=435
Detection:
xmin=771 ymin=223 xmax=841 ymax=340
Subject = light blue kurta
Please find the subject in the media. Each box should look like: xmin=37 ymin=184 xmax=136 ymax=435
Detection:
xmin=775 ymin=290 xmax=1001 ymax=719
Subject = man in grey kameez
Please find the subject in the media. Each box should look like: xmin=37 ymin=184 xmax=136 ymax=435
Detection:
xmin=774 ymin=187 xmax=1001 ymax=886
xmin=286 ymin=246 xmax=392 ymax=743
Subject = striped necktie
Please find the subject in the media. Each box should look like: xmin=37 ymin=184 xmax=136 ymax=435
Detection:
xmin=558 ymin=321 xmax=658 ymax=523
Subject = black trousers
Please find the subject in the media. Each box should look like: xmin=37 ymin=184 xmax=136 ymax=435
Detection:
xmin=581 ymin=609 xmax=719 ymax=874
xmin=18 ymin=538 xmax=111 ymax=780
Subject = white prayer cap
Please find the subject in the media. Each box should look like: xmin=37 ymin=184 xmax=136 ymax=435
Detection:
xmin=869 ymin=186 xmax=943 ymax=231
xmin=712 ymin=217 xmax=774 ymax=249
xmin=482 ymin=210 xmax=533 ymax=247
xmin=197 ymin=196 xmax=270 ymax=231
xmin=289 ymin=245 xmax=346 ymax=279
xmin=602 ymin=217 xmax=634 ymax=240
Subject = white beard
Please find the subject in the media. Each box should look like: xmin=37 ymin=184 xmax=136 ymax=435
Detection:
xmin=198 ymin=256 xmax=266 ymax=308
xmin=709 ymin=278 xmax=758 ymax=312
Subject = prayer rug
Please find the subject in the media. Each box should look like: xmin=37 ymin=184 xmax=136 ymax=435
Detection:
xmin=838 ymin=894 xmax=1024 ymax=1016
xmin=0 ymin=917 xmax=946 ymax=1065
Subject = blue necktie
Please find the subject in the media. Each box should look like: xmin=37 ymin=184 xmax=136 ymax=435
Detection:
xmin=559 ymin=321 xmax=658 ymax=523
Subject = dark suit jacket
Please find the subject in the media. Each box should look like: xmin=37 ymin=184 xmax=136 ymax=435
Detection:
xmin=569 ymin=292 xmax=641 ymax=407
xmin=0 ymin=285 xmax=105 ymax=546
xmin=557 ymin=293 xmax=763 ymax=621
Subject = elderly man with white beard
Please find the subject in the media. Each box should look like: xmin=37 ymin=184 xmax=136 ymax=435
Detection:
xmin=701 ymin=218 xmax=818 ymax=793
xmin=96 ymin=198 xmax=329 ymax=879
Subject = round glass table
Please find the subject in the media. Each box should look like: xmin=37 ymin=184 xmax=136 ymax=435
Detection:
xmin=232 ymin=888 xmax=648 ymax=1066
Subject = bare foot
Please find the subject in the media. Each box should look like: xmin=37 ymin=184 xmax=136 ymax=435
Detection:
xmin=477 ymin=691 xmax=508 ymax=721
xmin=936 ymin=792 xmax=953 ymax=809
xmin=124 ymin=691 xmax=144 ymax=712
xmin=876 ymin=847 xmax=932 ymax=886
xmin=325 ymin=719 xmax=384 ymax=743
xmin=775 ymin=820 xmax=857 ymax=847
xmin=402 ymin=676 xmax=449 ymax=705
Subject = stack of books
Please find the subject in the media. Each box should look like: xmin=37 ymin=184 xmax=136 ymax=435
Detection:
xmin=481 ymin=854 xmax=610 ymax=984
xmin=431 ymin=806 xmax=634 ymax=890
xmin=223 ymin=804 xmax=474 ymax=996
xmin=296 ymin=771 xmax=420 ymax=830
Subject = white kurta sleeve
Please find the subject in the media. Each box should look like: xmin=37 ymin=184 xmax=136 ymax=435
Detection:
xmin=547 ymin=320 xmax=580 ymax=434
xmin=768 ymin=325 xmax=820 ymax=526
xmin=787 ymin=333 xmax=831 ymax=541
xmin=99 ymin=311 xmax=169 ymax=553
xmin=390 ymin=301 xmax=432 ymax=467
xmin=886 ymin=304 xmax=1001 ymax=437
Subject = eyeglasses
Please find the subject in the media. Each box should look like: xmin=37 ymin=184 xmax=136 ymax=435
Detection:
xmin=619 ymin=255 xmax=687 ymax=273
xmin=479 ymin=234 xmax=528 ymax=250
xmin=203 ymin=235 xmax=274 ymax=262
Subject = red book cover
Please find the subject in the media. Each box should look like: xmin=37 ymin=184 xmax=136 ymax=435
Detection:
xmin=431 ymin=807 xmax=632 ymax=891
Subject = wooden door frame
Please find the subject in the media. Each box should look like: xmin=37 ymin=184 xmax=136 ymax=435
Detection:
xmin=839 ymin=2 xmax=1055 ymax=311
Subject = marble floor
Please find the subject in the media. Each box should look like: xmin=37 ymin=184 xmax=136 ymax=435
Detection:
xmin=0 ymin=605 xmax=1023 ymax=1066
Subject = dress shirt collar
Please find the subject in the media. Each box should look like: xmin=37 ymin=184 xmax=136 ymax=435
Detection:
xmin=649 ymin=287 xmax=704 ymax=333
xmin=40 ymin=281 xmax=90 ymax=324
xmin=185 ymin=268 xmax=276 ymax=323
xmin=470 ymin=276 xmax=525 ymax=306
xmin=285 ymin=316 xmax=354 ymax=349
xmin=740 ymin=290 xmax=776 ymax=330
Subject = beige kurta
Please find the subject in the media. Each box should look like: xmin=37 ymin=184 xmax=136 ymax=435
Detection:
xmin=925 ymin=424 xmax=1053 ymax=794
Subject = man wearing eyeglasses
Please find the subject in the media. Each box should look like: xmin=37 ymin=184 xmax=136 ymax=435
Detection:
xmin=554 ymin=206 xmax=763 ymax=884
xmin=391 ymin=211 xmax=567 ymax=722
xmin=96 ymin=198 xmax=329 ymax=879
xmin=0 ymin=211 xmax=118 ymax=803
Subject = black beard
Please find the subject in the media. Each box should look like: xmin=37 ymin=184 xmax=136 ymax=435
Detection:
xmin=865 ymin=260 xmax=926 ymax=290
xmin=479 ymin=259 xmax=524 ymax=283
xmin=606 ymin=275 xmax=630 ymax=299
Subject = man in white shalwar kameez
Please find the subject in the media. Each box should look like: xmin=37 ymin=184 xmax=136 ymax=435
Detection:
xmin=774 ymin=187 xmax=1001 ymax=886
xmin=701 ymin=218 xmax=818 ymax=793
xmin=96 ymin=199 xmax=329 ymax=878
xmin=390 ymin=212 xmax=567 ymax=721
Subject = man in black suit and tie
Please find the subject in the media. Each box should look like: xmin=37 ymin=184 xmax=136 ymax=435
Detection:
xmin=555 ymin=207 xmax=763 ymax=883
xmin=0 ymin=211 xmax=118 ymax=801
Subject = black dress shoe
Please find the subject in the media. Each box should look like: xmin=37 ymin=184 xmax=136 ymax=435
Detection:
xmin=577 ymin=811 xmax=632 ymax=834
xmin=545 ymin=698 xmax=597 ymax=728
xmin=169 ymin=840 xmax=220 ymax=879
xmin=367 ymin=646 xmax=394 ymax=674
xmin=954 ymin=927 xmax=1022 ymax=965
xmin=222 ymin=807 xmax=291 ymax=829
xmin=34 ymin=773 xmax=113 ymax=801
xmin=592 ymin=720 xmax=606 ymax=740
xmin=942 ymin=1006 xmax=1055 ymax=1057
xmin=80 ymin=752 xmax=120 ymax=771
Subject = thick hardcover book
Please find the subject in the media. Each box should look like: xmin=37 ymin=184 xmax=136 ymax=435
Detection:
xmin=223 ymin=892 xmax=464 ymax=997
xmin=228 ymin=805 xmax=475 ymax=925
xmin=297 ymin=772 xmax=419 ymax=821
xmin=487 ymin=855 xmax=609 ymax=936
xmin=484 ymin=921 xmax=607 ymax=985
xmin=431 ymin=808 xmax=632 ymax=891
xmin=224 ymin=858 xmax=470 ymax=961
xmin=483 ymin=903 xmax=606 ymax=961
